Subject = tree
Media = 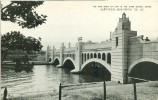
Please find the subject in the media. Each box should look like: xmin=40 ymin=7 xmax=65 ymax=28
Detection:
xmin=1 ymin=31 xmax=43 ymax=62
xmin=1 ymin=1 xmax=47 ymax=29
xmin=1 ymin=31 xmax=43 ymax=53
xmin=23 ymin=36 xmax=43 ymax=54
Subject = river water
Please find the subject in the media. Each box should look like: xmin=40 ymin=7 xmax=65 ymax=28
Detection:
xmin=1 ymin=65 xmax=105 ymax=98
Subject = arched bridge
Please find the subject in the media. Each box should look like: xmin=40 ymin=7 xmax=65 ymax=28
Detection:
xmin=46 ymin=13 xmax=158 ymax=84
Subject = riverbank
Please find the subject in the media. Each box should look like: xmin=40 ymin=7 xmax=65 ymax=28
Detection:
xmin=2 ymin=61 xmax=53 ymax=65
xmin=4 ymin=81 xmax=158 ymax=100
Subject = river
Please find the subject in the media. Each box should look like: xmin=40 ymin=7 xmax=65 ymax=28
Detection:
xmin=1 ymin=65 xmax=106 ymax=98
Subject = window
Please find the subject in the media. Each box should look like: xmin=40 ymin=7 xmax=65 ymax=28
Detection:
xmin=102 ymin=53 xmax=106 ymax=61
xmin=107 ymin=53 xmax=111 ymax=64
xmin=116 ymin=37 xmax=118 ymax=46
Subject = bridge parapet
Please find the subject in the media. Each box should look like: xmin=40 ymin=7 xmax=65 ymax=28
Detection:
xmin=64 ymin=47 xmax=76 ymax=52
xmin=54 ymin=50 xmax=60 ymax=58
xmin=128 ymin=36 xmax=158 ymax=66
xmin=128 ymin=36 xmax=144 ymax=66
xmin=82 ymin=41 xmax=112 ymax=51
xmin=143 ymin=40 xmax=158 ymax=60
xmin=81 ymin=48 xmax=112 ymax=52
xmin=54 ymin=50 xmax=60 ymax=53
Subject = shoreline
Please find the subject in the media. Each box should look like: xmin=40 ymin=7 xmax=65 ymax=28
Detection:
xmin=3 ymin=81 xmax=158 ymax=100
xmin=1 ymin=61 xmax=54 ymax=66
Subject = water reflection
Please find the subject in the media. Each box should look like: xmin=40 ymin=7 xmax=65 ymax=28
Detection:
xmin=1 ymin=65 xmax=108 ymax=98
xmin=15 ymin=64 xmax=33 ymax=73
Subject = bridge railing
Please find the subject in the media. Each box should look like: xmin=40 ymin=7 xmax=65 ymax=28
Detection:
xmin=142 ymin=40 xmax=158 ymax=60
xmin=64 ymin=47 xmax=76 ymax=52
xmin=82 ymin=42 xmax=112 ymax=50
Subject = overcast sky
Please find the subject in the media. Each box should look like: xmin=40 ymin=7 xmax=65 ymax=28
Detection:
xmin=1 ymin=1 xmax=158 ymax=50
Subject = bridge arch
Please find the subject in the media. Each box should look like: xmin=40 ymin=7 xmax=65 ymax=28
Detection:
xmin=53 ymin=57 xmax=60 ymax=65
xmin=128 ymin=58 xmax=158 ymax=73
xmin=81 ymin=58 xmax=111 ymax=72
xmin=81 ymin=58 xmax=111 ymax=80
xmin=63 ymin=57 xmax=75 ymax=70
xmin=128 ymin=58 xmax=158 ymax=80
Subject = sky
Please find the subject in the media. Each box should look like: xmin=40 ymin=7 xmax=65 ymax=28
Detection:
xmin=1 ymin=1 xmax=158 ymax=50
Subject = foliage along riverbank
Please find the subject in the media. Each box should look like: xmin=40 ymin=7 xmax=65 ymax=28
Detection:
xmin=2 ymin=61 xmax=53 ymax=66
xmin=3 ymin=81 xmax=158 ymax=100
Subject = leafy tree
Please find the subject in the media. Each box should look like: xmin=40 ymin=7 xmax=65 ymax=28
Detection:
xmin=1 ymin=31 xmax=43 ymax=62
xmin=1 ymin=1 xmax=47 ymax=28
xmin=23 ymin=36 xmax=43 ymax=53
xmin=1 ymin=31 xmax=43 ymax=53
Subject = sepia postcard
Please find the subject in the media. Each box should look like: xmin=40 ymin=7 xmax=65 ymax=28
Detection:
xmin=1 ymin=0 xmax=158 ymax=100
